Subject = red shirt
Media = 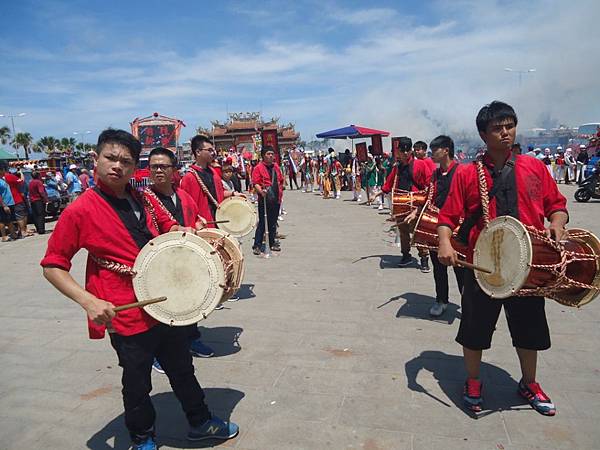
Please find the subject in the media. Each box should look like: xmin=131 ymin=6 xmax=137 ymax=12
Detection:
xmin=79 ymin=173 xmax=90 ymax=190
xmin=40 ymin=182 xmax=177 ymax=339
xmin=180 ymin=165 xmax=224 ymax=226
xmin=420 ymin=157 xmax=437 ymax=173
xmin=381 ymin=156 xmax=433 ymax=193
xmin=28 ymin=179 xmax=47 ymax=202
xmin=4 ymin=173 xmax=24 ymax=204
xmin=438 ymin=153 xmax=568 ymax=258
xmin=143 ymin=187 xmax=201 ymax=228
xmin=251 ymin=161 xmax=284 ymax=202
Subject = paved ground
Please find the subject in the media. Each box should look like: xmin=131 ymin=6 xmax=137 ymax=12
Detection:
xmin=1 ymin=184 xmax=599 ymax=450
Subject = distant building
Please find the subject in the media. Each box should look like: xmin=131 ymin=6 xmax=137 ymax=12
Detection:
xmin=197 ymin=112 xmax=300 ymax=154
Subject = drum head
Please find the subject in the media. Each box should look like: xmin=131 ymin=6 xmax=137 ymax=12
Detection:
xmin=133 ymin=231 xmax=225 ymax=326
xmin=215 ymin=197 xmax=257 ymax=237
xmin=474 ymin=216 xmax=533 ymax=299
xmin=196 ymin=228 xmax=245 ymax=299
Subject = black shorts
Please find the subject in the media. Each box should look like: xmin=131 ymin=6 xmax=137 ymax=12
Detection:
xmin=456 ymin=270 xmax=551 ymax=351
xmin=0 ymin=205 xmax=15 ymax=224
xmin=13 ymin=202 xmax=28 ymax=220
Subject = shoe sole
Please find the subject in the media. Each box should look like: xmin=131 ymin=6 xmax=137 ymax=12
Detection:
xmin=190 ymin=352 xmax=214 ymax=358
xmin=187 ymin=429 xmax=239 ymax=441
xmin=518 ymin=390 xmax=556 ymax=416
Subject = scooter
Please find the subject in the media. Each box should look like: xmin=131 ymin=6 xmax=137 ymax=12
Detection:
xmin=574 ymin=166 xmax=600 ymax=202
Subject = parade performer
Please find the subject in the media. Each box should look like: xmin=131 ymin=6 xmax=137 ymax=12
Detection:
xmin=406 ymin=136 xmax=464 ymax=316
xmin=351 ymin=153 xmax=362 ymax=201
xmin=437 ymin=101 xmax=568 ymax=416
xmin=252 ymin=146 xmax=284 ymax=255
xmin=330 ymin=155 xmax=343 ymax=199
xmin=414 ymin=140 xmax=437 ymax=174
xmin=41 ymin=129 xmax=239 ymax=450
xmin=382 ymin=136 xmax=433 ymax=271
xmin=143 ymin=147 xmax=216 ymax=364
xmin=180 ymin=135 xmax=241 ymax=228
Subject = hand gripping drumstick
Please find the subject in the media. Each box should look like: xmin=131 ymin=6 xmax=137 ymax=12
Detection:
xmin=113 ymin=296 xmax=167 ymax=312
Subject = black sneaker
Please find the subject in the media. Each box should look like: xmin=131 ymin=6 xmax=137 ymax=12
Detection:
xmin=252 ymin=246 xmax=261 ymax=256
xmin=271 ymin=244 xmax=281 ymax=252
xmin=398 ymin=253 xmax=412 ymax=266
xmin=420 ymin=257 xmax=431 ymax=273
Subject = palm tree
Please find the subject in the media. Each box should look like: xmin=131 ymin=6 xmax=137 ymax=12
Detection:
xmin=13 ymin=132 xmax=33 ymax=160
xmin=38 ymin=136 xmax=60 ymax=155
xmin=0 ymin=126 xmax=10 ymax=145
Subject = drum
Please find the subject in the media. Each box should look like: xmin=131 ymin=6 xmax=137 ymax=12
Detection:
xmin=197 ymin=228 xmax=245 ymax=303
xmin=132 ymin=231 xmax=225 ymax=326
xmin=412 ymin=202 xmax=468 ymax=258
xmin=215 ymin=197 xmax=257 ymax=238
xmin=392 ymin=189 xmax=427 ymax=220
xmin=473 ymin=216 xmax=600 ymax=307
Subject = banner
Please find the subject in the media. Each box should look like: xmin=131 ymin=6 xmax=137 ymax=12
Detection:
xmin=371 ymin=135 xmax=383 ymax=156
xmin=391 ymin=137 xmax=401 ymax=158
xmin=261 ymin=129 xmax=281 ymax=165
xmin=355 ymin=142 xmax=368 ymax=163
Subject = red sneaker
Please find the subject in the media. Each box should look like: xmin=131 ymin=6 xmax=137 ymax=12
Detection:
xmin=463 ymin=378 xmax=483 ymax=412
xmin=518 ymin=380 xmax=556 ymax=416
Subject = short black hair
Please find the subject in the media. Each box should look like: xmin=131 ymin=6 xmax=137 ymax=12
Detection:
xmin=31 ymin=171 xmax=41 ymax=179
xmin=191 ymin=135 xmax=212 ymax=155
xmin=398 ymin=136 xmax=412 ymax=152
xmin=97 ymin=128 xmax=142 ymax=162
xmin=413 ymin=141 xmax=427 ymax=151
xmin=149 ymin=147 xmax=176 ymax=165
xmin=476 ymin=101 xmax=518 ymax=133
xmin=0 ymin=161 xmax=8 ymax=171
xmin=261 ymin=145 xmax=275 ymax=156
xmin=430 ymin=135 xmax=455 ymax=158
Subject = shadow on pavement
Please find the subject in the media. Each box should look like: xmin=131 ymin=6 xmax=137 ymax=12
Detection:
xmin=86 ymin=388 xmax=245 ymax=450
xmin=352 ymin=254 xmax=421 ymax=269
xmin=196 ymin=326 xmax=243 ymax=357
xmin=235 ymin=283 xmax=256 ymax=300
xmin=405 ymin=350 xmax=529 ymax=418
xmin=378 ymin=292 xmax=461 ymax=325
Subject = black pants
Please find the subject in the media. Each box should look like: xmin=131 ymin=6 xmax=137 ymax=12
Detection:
xmin=289 ymin=171 xmax=299 ymax=189
xmin=431 ymin=251 xmax=464 ymax=303
xmin=109 ymin=324 xmax=211 ymax=442
xmin=31 ymin=200 xmax=46 ymax=234
xmin=253 ymin=199 xmax=279 ymax=249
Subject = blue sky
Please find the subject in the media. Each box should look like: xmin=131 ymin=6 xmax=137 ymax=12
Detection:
xmin=1 ymin=0 xmax=599 ymax=149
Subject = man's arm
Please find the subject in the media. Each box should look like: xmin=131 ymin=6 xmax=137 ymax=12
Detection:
xmin=43 ymin=267 xmax=116 ymax=325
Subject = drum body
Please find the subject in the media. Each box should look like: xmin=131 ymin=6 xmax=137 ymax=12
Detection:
xmin=412 ymin=202 xmax=468 ymax=258
xmin=132 ymin=231 xmax=225 ymax=326
xmin=392 ymin=189 xmax=427 ymax=220
xmin=474 ymin=216 xmax=600 ymax=307
xmin=215 ymin=197 xmax=257 ymax=238
xmin=197 ymin=228 xmax=245 ymax=303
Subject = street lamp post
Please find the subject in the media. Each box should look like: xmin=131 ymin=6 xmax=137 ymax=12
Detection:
xmin=504 ymin=68 xmax=536 ymax=87
xmin=0 ymin=112 xmax=27 ymax=160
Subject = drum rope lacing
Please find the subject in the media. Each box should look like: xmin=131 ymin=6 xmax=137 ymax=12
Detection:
xmin=90 ymin=255 xmax=137 ymax=277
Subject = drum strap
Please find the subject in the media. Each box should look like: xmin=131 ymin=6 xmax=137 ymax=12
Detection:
xmin=192 ymin=169 xmax=220 ymax=210
xmin=90 ymin=254 xmax=136 ymax=277
xmin=455 ymin=154 xmax=517 ymax=245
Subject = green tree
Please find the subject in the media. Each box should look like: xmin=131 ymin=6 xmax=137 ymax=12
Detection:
xmin=60 ymin=137 xmax=77 ymax=154
xmin=38 ymin=136 xmax=60 ymax=155
xmin=0 ymin=126 xmax=10 ymax=145
xmin=13 ymin=132 xmax=33 ymax=160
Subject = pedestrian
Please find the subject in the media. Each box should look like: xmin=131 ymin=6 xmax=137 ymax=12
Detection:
xmin=564 ymin=148 xmax=576 ymax=184
xmin=437 ymin=101 xmax=567 ymax=416
xmin=79 ymin=168 xmax=91 ymax=191
xmin=28 ymin=171 xmax=48 ymax=234
xmin=0 ymin=162 xmax=16 ymax=242
xmin=66 ymin=164 xmax=83 ymax=201
xmin=2 ymin=167 xmax=33 ymax=237
xmin=576 ymin=145 xmax=589 ymax=183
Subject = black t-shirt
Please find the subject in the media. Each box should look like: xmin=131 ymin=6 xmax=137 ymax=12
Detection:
xmin=155 ymin=191 xmax=184 ymax=225
xmin=266 ymin=165 xmax=279 ymax=200
xmin=195 ymin=167 xmax=218 ymax=218
xmin=433 ymin=164 xmax=458 ymax=209
xmin=94 ymin=187 xmax=153 ymax=249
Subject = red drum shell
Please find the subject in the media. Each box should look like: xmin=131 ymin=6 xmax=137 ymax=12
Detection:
xmin=392 ymin=190 xmax=427 ymax=219
xmin=412 ymin=203 xmax=468 ymax=258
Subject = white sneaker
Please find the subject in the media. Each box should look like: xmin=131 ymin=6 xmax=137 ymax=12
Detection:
xmin=336 ymin=194 xmax=340 ymax=199
xmin=278 ymin=215 xmax=284 ymax=221
xmin=429 ymin=302 xmax=447 ymax=317
xmin=378 ymin=204 xmax=384 ymax=210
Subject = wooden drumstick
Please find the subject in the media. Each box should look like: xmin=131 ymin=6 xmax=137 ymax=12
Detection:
xmin=114 ymin=296 xmax=167 ymax=312
xmin=205 ymin=220 xmax=230 ymax=225
xmin=455 ymin=260 xmax=492 ymax=274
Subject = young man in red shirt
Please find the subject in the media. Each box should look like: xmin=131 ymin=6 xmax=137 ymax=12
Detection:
xmin=3 ymin=167 xmax=32 ymax=237
xmin=180 ymin=135 xmax=240 ymax=228
xmin=437 ymin=101 xmax=568 ymax=416
xmin=414 ymin=140 xmax=437 ymax=174
xmin=28 ymin=171 xmax=48 ymax=234
xmin=252 ymin=146 xmax=284 ymax=255
xmin=406 ymin=135 xmax=464 ymax=317
xmin=41 ymin=129 xmax=238 ymax=450
xmin=382 ymin=136 xmax=433 ymax=271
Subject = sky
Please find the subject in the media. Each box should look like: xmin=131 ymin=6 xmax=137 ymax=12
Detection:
xmin=1 ymin=0 xmax=599 ymax=150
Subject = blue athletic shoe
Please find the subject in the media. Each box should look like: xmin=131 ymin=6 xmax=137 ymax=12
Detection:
xmin=518 ymin=380 xmax=556 ymax=416
xmin=132 ymin=436 xmax=157 ymax=450
xmin=152 ymin=358 xmax=165 ymax=374
xmin=187 ymin=417 xmax=239 ymax=441
xmin=189 ymin=339 xmax=214 ymax=358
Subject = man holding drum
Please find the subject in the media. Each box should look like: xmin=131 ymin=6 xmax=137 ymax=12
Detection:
xmin=437 ymin=101 xmax=568 ymax=416
xmin=381 ymin=136 xmax=433 ymax=271
xmin=41 ymin=130 xmax=238 ymax=450
xmin=144 ymin=146 xmax=215 ymax=362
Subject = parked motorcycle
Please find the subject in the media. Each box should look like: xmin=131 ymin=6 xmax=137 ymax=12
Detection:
xmin=574 ymin=166 xmax=600 ymax=202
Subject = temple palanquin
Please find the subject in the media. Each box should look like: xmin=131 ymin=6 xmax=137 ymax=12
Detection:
xmin=197 ymin=112 xmax=301 ymax=153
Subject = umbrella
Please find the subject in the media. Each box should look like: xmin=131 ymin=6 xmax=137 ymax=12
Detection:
xmin=316 ymin=124 xmax=390 ymax=139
